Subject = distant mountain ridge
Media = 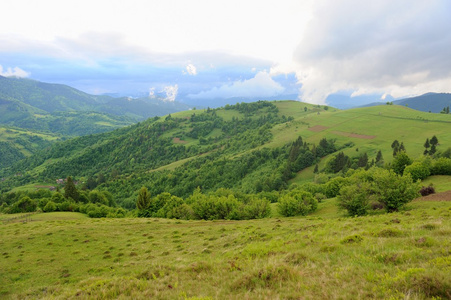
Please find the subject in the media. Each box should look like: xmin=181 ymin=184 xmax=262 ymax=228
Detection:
xmin=0 ymin=76 xmax=192 ymax=121
xmin=359 ymin=93 xmax=451 ymax=113
xmin=0 ymin=76 xmax=192 ymax=167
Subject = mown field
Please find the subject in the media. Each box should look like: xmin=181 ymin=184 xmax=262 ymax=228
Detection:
xmin=1 ymin=198 xmax=450 ymax=299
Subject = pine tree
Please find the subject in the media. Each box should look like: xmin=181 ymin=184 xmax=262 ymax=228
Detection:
xmin=391 ymin=140 xmax=400 ymax=157
xmin=136 ymin=186 xmax=151 ymax=210
xmin=399 ymin=142 xmax=406 ymax=152
xmin=64 ymin=176 xmax=79 ymax=201
xmin=424 ymin=138 xmax=430 ymax=149
xmin=429 ymin=144 xmax=437 ymax=155
xmin=357 ymin=153 xmax=368 ymax=168
xmin=430 ymin=135 xmax=438 ymax=146
xmin=375 ymin=150 xmax=383 ymax=165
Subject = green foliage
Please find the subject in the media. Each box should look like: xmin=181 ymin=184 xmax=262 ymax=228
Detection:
xmin=325 ymin=152 xmax=350 ymax=173
xmin=136 ymin=186 xmax=151 ymax=211
xmin=9 ymin=196 xmax=37 ymax=213
xmin=338 ymin=182 xmax=372 ymax=216
xmin=403 ymin=161 xmax=431 ymax=181
xmin=391 ymin=151 xmax=412 ymax=175
xmin=64 ymin=176 xmax=79 ymax=201
xmin=43 ymin=201 xmax=57 ymax=212
xmin=278 ymin=190 xmax=317 ymax=217
xmin=324 ymin=177 xmax=350 ymax=198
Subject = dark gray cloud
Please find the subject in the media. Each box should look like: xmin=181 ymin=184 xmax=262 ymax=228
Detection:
xmin=294 ymin=0 xmax=451 ymax=103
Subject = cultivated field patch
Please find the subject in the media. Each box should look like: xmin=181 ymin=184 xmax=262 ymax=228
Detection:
xmin=332 ymin=131 xmax=376 ymax=139
xmin=172 ymin=137 xmax=187 ymax=144
xmin=308 ymin=125 xmax=329 ymax=132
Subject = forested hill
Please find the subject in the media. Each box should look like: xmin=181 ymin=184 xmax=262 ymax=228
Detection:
xmin=0 ymin=101 xmax=337 ymax=203
xmin=0 ymin=76 xmax=191 ymax=119
xmin=0 ymin=76 xmax=192 ymax=166
xmin=3 ymin=100 xmax=451 ymax=209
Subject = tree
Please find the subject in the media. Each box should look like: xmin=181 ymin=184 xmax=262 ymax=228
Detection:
xmin=375 ymin=150 xmax=384 ymax=166
xmin=372 ymin=170 xmax=420 ymax=212
xmin=338 ymin=182 xmax=372 ymax=216
xmin=430 ymin=135 xmax=438 ymax=146
xmin=357 ymin=153 xmax=368 ymax=168
xmin=313 ymin=164 xmax=319 ymax=173
xmin=136 ymin=186 xmax=151 ymax=211
xmin=64 ymin=176 xmax=79 ymax=201
xmin=391 ymin=140 xmax=400 ymax=157
xmin=86 ymin=176 xmax=97 ymax=190
xmin=391 ymin=151 xmax=412 ymax=175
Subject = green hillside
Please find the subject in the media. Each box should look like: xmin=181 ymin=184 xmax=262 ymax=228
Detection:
xmin=2 ymin=100 xmax=451 ymax=207
xmin=1 ymin=198 xmax=450 ymax=299
xmin=0 ymin=75 xmax=191 ymax=122
xmin=0 ymin=126 xmax=59 ymax=169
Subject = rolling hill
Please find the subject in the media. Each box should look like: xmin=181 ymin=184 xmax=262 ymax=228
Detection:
xmin=361 ymin=92 xmax=451 ymax=113
xmin=2 ymin=101 xmax=451 ymax=207
xmin=0 ymin=75 xmax=191 ymax=119
xmin=0 ymin=76 xmax=193 ymax=167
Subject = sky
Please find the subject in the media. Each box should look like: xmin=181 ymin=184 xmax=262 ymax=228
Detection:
xmin=1 ymin=0 xmax=450 ymax=106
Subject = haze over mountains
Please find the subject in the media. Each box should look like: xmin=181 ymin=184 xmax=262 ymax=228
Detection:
xmin=0 ymin=76 xmax=191 ymax=124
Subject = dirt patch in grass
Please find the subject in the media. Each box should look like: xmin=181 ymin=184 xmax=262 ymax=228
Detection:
xmin=415 ymin=190 xmax=451 ymax=202
xmin=173 ymin=137 xmax=187 ymax=144
xmin=332 ymin=131 xmax=376 ymax=139
xmin=308 ymin=125 xmax=329 ymax=132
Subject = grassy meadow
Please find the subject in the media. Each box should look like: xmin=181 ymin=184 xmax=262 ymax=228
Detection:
xmin=1 ymin=198 xmax=450 ymax=299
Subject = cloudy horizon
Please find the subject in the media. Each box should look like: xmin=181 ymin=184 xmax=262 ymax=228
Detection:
xmin=1 ymin=0 xmax=450 ymax=106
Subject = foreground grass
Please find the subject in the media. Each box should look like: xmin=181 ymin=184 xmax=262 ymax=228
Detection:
xmin=1 ymin=201 xmax=450 ymax=299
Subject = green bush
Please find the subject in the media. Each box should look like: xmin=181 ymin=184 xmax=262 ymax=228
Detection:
xmin=278 ymin=190 xmax=317 ymax=217
xmin=430 ymin=157 xmax=451 ymax=175
xmin=338 ymin=183 xmax=372 ymax=216
xmin=43 ymin=201 xmax=57 ymax=212
xmin=243 ymin=198 xmax=271 ymax=219
xmin=404 ymin=162 xmax=430 ymax=181
xmin=9 ymin=196 xmax=37 ymax=213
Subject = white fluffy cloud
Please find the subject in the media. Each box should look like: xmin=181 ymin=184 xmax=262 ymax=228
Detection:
xmin=294 ymin=0 xmax=451 ymax=104
xmin=188 ymin=71 xmax=284 ymax=99
xmin=185 ymin=64 xmax=197 ymax=76
xmin=0 ymin=65 xmax=30 ymax=78
xmin=163 ymin=84 xmax=178 ymax=102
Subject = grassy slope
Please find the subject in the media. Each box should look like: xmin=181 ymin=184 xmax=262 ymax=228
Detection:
xmin=1 ymin=199 xmax=450 ymax=299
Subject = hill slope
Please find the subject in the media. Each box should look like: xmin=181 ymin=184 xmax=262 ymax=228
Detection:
xmin=2 ymin=101 xmax=451 ymax=205
xmin=361 ymin=92 xmax=451 ymax=113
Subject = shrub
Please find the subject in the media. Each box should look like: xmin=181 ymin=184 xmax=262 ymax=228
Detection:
xmin=9 ymin=196 xmax=37 ymax=213
xmin=43 ymin=201 xmax=57 ymax=212
xmin=338 ymin=183 xmax=372 ymax=216
xmin=430 ymin=157 xmax=451 ymax=175
xmin=419 ymin=185 xmax=435 ymax=196
xmin=243 ymin=198 xmax=271 ymax=219
xmin=404 ymin=162 xmax=430 ymax=181
xmin=278 ymin=190 xmax=317 ymax=217
xmin=324 ymin=177 xmax=350 ymax=198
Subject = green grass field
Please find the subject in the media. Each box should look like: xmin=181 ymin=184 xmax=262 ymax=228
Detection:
xmin=1 ymin=200 xmax=450 ymax=299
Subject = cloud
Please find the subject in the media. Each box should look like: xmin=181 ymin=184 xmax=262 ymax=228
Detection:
xmin=163 ymin=84 xmax=178 ymax=102
xmin=185 ymin=64 xmax=197 ymax=75
xmin=0 ymin=65 xmax=30 ymax=77
xmin=149 ymin=87 xmax=156 ymax=98
xmin=293 ymin=0 xmax=451 ymax=104
xmin=188 ymin=71 xmax=285 ymax=99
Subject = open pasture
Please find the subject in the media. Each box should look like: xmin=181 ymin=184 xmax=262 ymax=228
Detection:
xmin=1 ymin=200 xmax=450 ymax=299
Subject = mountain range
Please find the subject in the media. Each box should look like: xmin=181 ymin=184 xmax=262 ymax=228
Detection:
xmin=0 ymin=76 xmax=192 ymax=130
xmin=361 ymin=92 xmax=451 ymax=113
xmin=0 ymin=76 xmax=192 ymax=168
